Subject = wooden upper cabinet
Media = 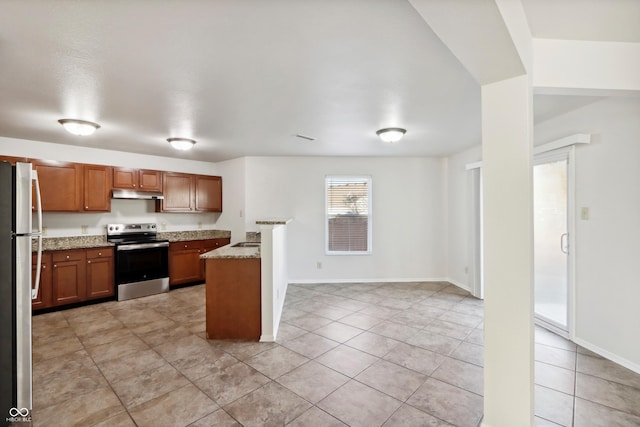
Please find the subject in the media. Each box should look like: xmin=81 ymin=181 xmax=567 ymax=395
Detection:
xmin=138 ymin=169 xmax=162 ymax=191
xmin=83 ymin=164 xmax=111 ymax=212
xmin=113 ymin=167 xmax=162 ymax=192
xmin=0 ymin=155 xmax=29 ymax=165
xmin=157 ymin=172 xmax=222 ymax=213
xmin=32 ymin=161 xmax=83 ymax=212
xmin=158 ymin=172 xmax=194 ymax=212
xmin=195 ymin=175 xmax=222 ymax=212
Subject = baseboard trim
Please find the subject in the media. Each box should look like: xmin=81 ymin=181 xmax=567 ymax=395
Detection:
xmin=445 ymin=278 xmax=471 ymax=292
xmin=573 ymin=337 xmax=640 ymax=375
xmin=288 ymin=277 xmax=449 ymax=284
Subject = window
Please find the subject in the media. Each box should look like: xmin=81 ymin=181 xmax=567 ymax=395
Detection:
xmin=325 ymin=175 xmax=372 ymax=254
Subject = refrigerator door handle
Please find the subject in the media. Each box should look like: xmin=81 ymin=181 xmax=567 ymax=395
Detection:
xmin=31 ymin=170 xmax=42 ymax=300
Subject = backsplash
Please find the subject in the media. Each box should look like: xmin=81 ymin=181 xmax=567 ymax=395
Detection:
xmin=39 ymin=199 xmax=219 ymax=237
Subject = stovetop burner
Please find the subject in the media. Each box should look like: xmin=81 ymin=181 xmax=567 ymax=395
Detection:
xmin=106 ymin=223 xmax=167 ymax=244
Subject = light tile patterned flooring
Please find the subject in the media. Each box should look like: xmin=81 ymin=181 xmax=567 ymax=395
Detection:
xmin=32 ymin=282 xmax=640 ymax=426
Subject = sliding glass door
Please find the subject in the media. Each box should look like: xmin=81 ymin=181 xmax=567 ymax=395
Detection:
xmin=533 ymin=150 xmax=571 ymax=333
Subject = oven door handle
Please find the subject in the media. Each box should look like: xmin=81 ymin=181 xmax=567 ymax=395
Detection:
xmin=117 ymin=242 xmax=170 ymax=251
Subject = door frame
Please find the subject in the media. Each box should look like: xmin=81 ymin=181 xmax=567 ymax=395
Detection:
xmin=533 ymin=146 xmax=576 ymax=339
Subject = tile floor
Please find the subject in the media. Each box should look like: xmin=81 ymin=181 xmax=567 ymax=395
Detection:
xmin=31 ymin=282 xmax=640 ymax=426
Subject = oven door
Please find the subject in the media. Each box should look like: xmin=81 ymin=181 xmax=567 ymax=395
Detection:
xmin=115 ymin=242 xmax=169 ymax=284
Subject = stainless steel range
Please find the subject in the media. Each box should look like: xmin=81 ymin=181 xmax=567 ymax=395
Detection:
xmin=107 ymin=223 xmax=169 ymax=301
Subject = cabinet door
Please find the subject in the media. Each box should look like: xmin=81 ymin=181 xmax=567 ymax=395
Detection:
xmin=32 ymin=253 xmax=52 ymax=310
xmin=51 ymin=250 xmax=86 ymax=305
xmin=33 ymin=161 xmax=82 ymax=212
xmin=169 ymin=241 xmax=204 ymax=285
xmin=200 ymin=238 xmax=230 ymax=280
xmin=112 ymin=168 xmax=138 ymax=189
xmin=86 ymin=248 xmax=114 ymax=299
xmin=159 ymin=172 xmax=194 ymax=212
xmin=138 ymin=170 xmax=162 ymax=191
xmin=195 ymin=175 xmax=222 ymax=212
xmin=83 ymin=165 xmax=112 ymax=212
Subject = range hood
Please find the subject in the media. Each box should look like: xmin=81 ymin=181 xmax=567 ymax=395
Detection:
xmin=112 ymin=189 xmax=165 ymax=200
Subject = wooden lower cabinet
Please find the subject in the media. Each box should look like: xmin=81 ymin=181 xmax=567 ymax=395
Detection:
xmin=169 ymin=238 xmax=230 ymax=286
xmin=34 ymin=247 xmax=115 ymax=311
xmin=86 ymin=248 xmax=114 ymax=299
xmin=169 ymin=241 xmax=203 ymax=286
xmin=205 ymin=257 xmax=261 ymax=340
xmin=51 ymin=250 xmax=86 ymax=305
xmin=32 ymin=253 xmax=52 ymax=310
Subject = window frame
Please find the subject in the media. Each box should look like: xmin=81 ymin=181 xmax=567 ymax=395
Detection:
xmin=324 ymin=175 xmax=372 ymax=255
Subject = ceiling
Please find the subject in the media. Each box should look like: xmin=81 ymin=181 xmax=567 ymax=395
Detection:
xmin=0 ymin=1 xmax=635 ymax=162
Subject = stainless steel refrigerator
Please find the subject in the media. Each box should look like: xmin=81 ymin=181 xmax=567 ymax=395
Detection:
xmin=0 ymin=161 xmax=42 ymax=421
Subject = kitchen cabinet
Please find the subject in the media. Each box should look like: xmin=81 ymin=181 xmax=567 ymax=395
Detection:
xmin=201 ymin=238 xmax=230 ymax=278
xmin=158 ymin=172 xmax=193 ymax=212
xmin=32 ymin=161 xmax=82 ymax=212
xmin=205 ymin=257 xmax=261 ymax=340
xmin=169 ymin=238 xmax=230 ymax=286
xmin=86 ymin=248 xmax=114 ymax=299
xmin=169 ymin=240 xmax=205 ymax=286
xmin=158 ymin=172 xmax=222 ymax=213
xmin=32 ymin=253 xmax=52 ymax=310
xmin=195 ymin=175 xmax=222 ymax=212
xmin=83 ymin=164 xmax=112 ymax=212
xmin=0 ymin=155 xmax=29 ymax=165
xmin=113 ymin=168 xmax=162 ymax=192
xmin=51 ymin=249 xmax=86 ymax=305
xmin=34 ymin=247 xmax=114 ymax=310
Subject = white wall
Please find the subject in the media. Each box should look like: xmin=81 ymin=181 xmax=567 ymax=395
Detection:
xmin=244 ymin=156 xmax=447 ymax=282
xmin=0 ymin=137 xmax=237 ymax=237
xmin=446 ymin=145 xmax=482 ymax=289
xmin=213 ymin=157 xmax=247 ymax=243
xmin=445 ymin=97 xmax=640 ymax=370
xmin=534 ymin=97 xmax=640 ymax=369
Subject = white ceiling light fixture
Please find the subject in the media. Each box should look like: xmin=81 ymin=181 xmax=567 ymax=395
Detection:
xmin=376 ymin=127 xmax=406 ymax=143
xmin=167 ymin=137 xmax=196 ymax=151
xmin=58 ymin=119 xmax=101 ymax=136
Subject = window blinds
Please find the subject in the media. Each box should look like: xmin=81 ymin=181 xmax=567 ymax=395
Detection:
xmin=326 ymin=176 xmax=371 ymax=253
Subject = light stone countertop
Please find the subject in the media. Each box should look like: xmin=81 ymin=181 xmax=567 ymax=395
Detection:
xmin=200 ymin=245 xmax=260 ymax=259
xmin=158 ymin=229 xmax=231 ymax=242
xmin=256 ymin=218 xmax=293 ymax=225
xmin=34 ymin=229 xmax=231 ymax=251
xmin=35 ymin=235 xmax=113 ymax=252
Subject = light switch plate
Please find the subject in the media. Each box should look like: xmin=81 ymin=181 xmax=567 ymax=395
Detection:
xmin=581 ymin=207 xmax=590 ymax=220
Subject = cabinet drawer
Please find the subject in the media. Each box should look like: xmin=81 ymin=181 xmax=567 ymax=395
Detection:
xmin=170 ymin=241 xmax=204 ymax=251
xmin=86 ymin=247 xmax=114 ymax=259
xmin=52 ymin=250 xmax=85 ymax=263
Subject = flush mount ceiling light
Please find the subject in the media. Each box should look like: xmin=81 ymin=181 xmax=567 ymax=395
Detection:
xmin=167 ymin=137 xmax=196 ymax=151
xmin=376 ymin=127 xmax=406 ymax=143
xmin=58 ymin=119 xmax=101 ymax=136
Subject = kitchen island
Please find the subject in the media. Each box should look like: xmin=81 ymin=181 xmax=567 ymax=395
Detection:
xmin=201 ymin=243 xmax=261 ymax=340
xmin=201 ymin=218 xmax=292 ymax=342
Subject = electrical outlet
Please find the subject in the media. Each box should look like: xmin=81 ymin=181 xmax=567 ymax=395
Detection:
xmin=81 ymin=225 xmax=88 ymax=234
xmin=42 ymin=227 xmax=47 ymax=236
xmin=239 ymin=209 xmax=243 ymax=218
xmin=464 ymin=266 xmax=468 ymax=274
xmin=161 ymin=222 xmax=167 ymax=230
xmin=198 ymin=222 xmax=202 ymax=230
xmin=316 ymin=261 xmax=322 ymax=269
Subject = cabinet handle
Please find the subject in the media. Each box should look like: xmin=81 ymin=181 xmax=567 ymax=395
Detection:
xmin=53 ymin=264 xmax=57 ymax=268
xmin=66 ymin=255 xmax=70 ymax=260
xmin=88 ymin=260 xmax=91 ymax=264
xmin=42 ymin=265 xmax=46 ymax=269
xmin=133 ymin=184 xmax=137 ymax=187
xmin=85 ymin=206 xmax=89 ymax=209
xmin=184 ymin=244 xmax=188 ymax=248
xmin=98 ymin=252 xmax=102 ymax=256
xmin=140 ymin=184 xmax=143 ymax=187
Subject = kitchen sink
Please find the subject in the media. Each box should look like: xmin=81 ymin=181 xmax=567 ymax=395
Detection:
xmin=231 ymin=242 xmax=261 ymax=248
